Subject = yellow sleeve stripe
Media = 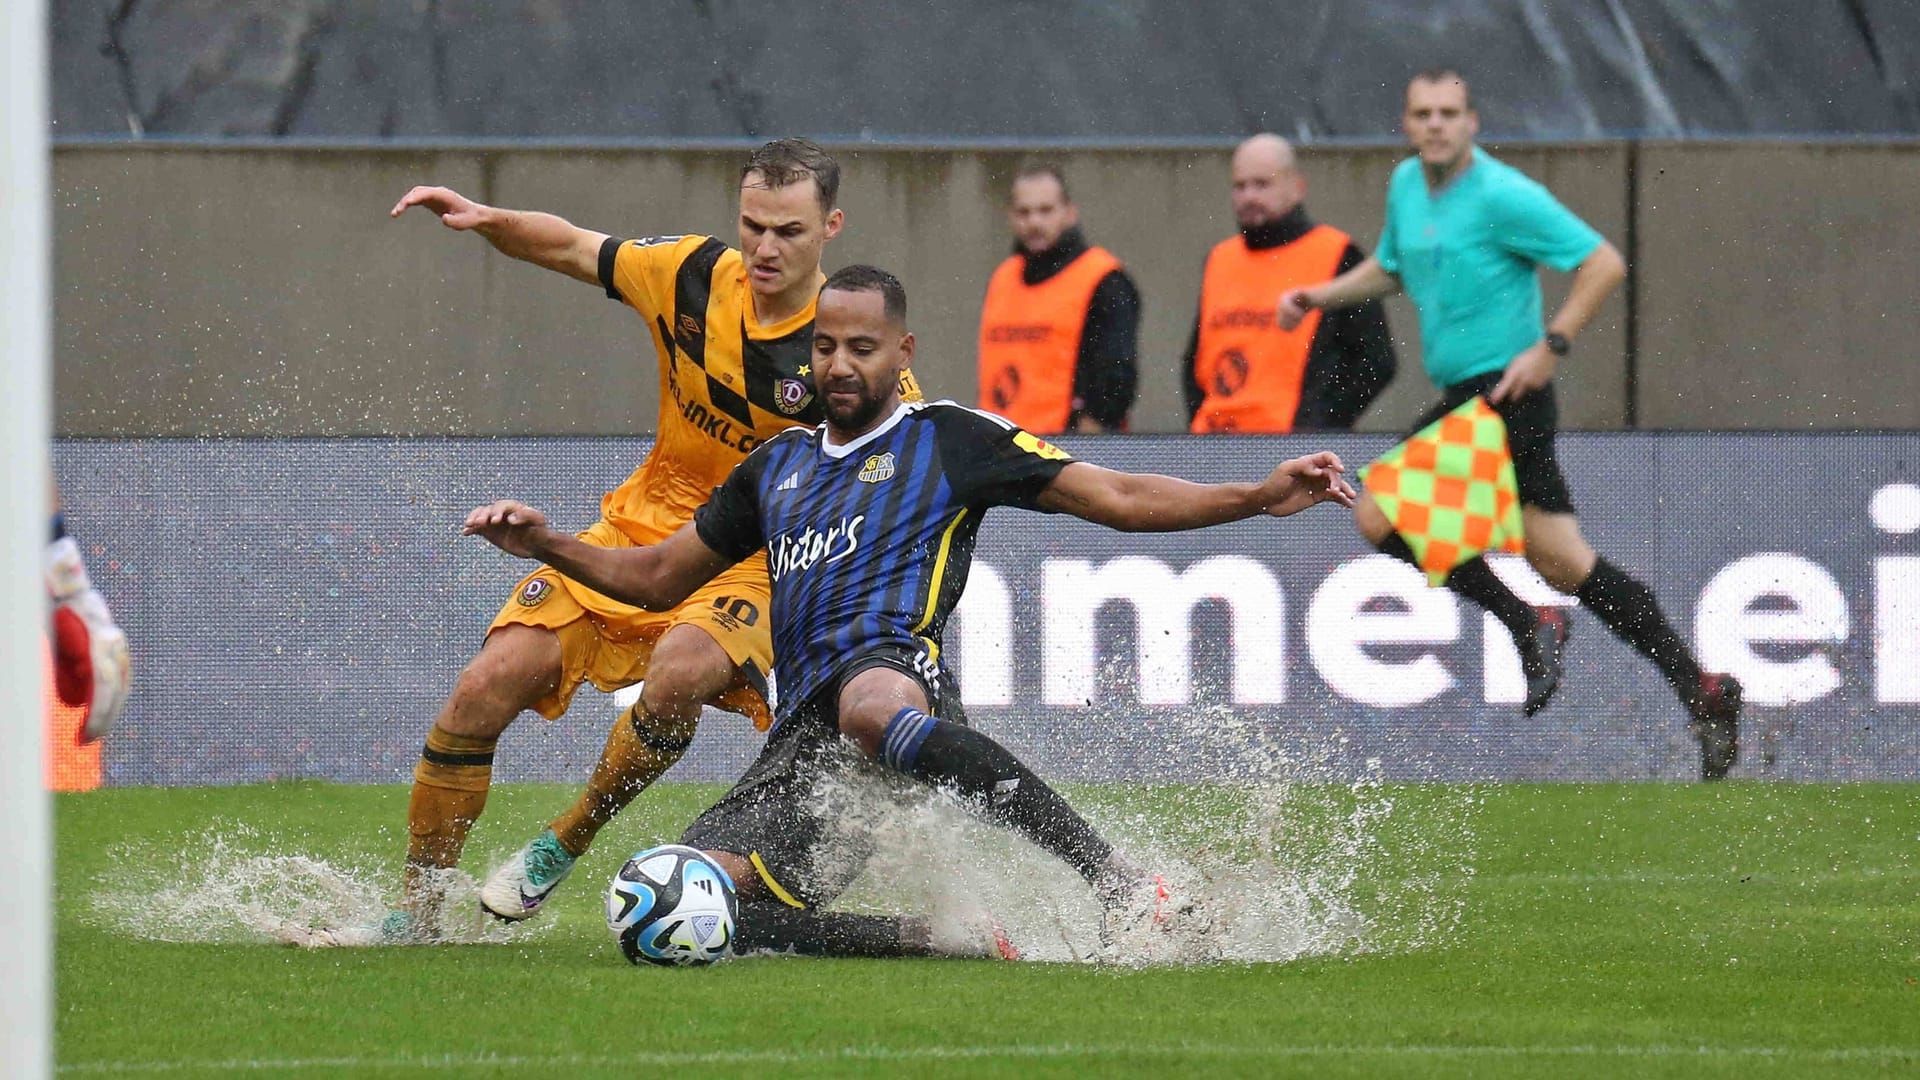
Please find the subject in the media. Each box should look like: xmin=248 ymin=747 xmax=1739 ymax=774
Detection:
xmin=910 ymin=508 xmax=970 ymax=634
xmin=1012 ymin=429 xmax=1072 ymax=461
xmin=748 ymin=851 xmax=807 ymax=909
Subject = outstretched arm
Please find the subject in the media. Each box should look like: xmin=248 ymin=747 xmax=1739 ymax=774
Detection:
xmin=462 ymin=501 xmax=734 ymax=609
xmin=1032 ymin=452 xmax=1356 ymax=532
xmin=1278 ymin=256 xmax=1401 ymax=330
xmin=391 ymin=186 xmax=609 ymax=285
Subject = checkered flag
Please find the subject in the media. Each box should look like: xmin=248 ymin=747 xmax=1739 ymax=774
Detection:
xmin=1362 ymin=397 xmax=1525 ymax=584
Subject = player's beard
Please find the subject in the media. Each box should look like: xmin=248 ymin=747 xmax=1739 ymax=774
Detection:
xmin=823 ymin=378 xmax=890 ymax=435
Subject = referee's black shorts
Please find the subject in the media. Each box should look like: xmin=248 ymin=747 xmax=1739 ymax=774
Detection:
xmin=678 ymin=641 xmax=966 ymax=910
xmin=1410 ymin=372 xmax=1575 ymax=514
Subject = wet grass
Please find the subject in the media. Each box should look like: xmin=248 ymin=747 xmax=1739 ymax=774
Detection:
xmin=55 ymin=781 xmax=1920 ymax=1078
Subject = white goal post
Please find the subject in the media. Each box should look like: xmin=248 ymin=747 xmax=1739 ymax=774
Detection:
xmin=2 ymin=0 xmax=54 ymax=1074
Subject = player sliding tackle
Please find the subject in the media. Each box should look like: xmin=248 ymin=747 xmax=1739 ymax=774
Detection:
xmin=465 ymin=265 xmax=1356 ymax=961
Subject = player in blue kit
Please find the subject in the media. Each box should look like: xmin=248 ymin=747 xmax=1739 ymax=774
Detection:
xmin=464 ymin=265 xmax=1356 ymax=960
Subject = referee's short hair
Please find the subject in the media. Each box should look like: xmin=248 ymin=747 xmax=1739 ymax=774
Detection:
xmin=1409 ymin=68 xmax=1473 ymax=109
xmin=822 ymin=265 xmax=907 ymax=327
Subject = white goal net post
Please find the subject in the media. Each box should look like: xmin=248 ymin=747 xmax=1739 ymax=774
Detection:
xmin=2 ymin=0 xmax=53 ymax=1074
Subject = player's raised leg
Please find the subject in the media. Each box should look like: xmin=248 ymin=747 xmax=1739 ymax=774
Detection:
xmin=838 ymin=667 xmax=1118 ymax=885
xmin=1524 ymin=507 xmax=1742 ymax=779
xmin=481 ymin=621 xmax=740 ymax=920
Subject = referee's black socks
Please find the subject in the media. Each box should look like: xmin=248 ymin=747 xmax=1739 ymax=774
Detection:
xmin=1575 ymin=556 xmax=1704 ymax=698
xmin=877 ymin=707 xmax=1115 ymax=886
xmin=1378 ymin=533 xmax=1539 ymax=641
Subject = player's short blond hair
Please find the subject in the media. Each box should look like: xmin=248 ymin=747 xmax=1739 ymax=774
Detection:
xmin=742 ymin=138 xmax=839 ymax=216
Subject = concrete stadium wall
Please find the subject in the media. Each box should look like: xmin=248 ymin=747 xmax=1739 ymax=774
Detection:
xmin=52 ymin=141 xmax=1920 ymax=436
xmin=1636 ymin=142 xmax=1920 ymax=430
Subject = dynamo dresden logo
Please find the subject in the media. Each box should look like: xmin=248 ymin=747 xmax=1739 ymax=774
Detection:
xmin=517 ymin=578 xmax=553 ymax=607
xmin=776 ymin=377 xmax=814 ymax=415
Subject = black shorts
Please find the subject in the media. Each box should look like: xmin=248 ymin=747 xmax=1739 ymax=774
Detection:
xmin=678 ymin=640 xmax=965 ymax=909
xmin=1412 ymin=373 xmax=1575 ymax=514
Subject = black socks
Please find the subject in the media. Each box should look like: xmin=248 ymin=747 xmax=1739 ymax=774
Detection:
xmin=733 ymin=903 xmax=918 ymax=957
xmin=879 ymin=708 xmax=1115 ymax=886
xmin=1575 ymin=556 xmax=1703 ymax=699
xmin=1378 ymin=533 xmax=1538 ymax=641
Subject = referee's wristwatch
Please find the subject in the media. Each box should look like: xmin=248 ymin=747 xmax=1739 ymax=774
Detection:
xmin=1544 ymin=331 xmax=1572 ymax=357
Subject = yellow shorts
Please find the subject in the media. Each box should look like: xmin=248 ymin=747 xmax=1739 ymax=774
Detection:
xmin=488 ymin=520 xmax=775 ymax=729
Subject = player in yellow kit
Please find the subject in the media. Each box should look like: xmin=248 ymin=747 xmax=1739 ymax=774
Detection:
xmin=348 ymin=140 xmax=920 ymax=942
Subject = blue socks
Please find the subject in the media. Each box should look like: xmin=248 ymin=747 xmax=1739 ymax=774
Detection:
xmin=880 ymin=707 xmax=938 ymax=771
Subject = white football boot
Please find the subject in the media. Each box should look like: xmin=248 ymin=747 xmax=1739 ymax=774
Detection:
xmin=1099 ymin=874 xmax=1220 ymax=965
xmin=479 ymin=830 xmax=577 ymax=921
xmin=926 ymin=902 xmax=1023 ymax=960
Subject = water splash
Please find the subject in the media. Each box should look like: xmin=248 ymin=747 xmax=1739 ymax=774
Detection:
xmin=81 ymin=705 xmax=1473 ymax=964
xmin=84 ymin=823 xmax=536 ymax=947
xmin=801 ymin=704 xmax=1477 ymax=965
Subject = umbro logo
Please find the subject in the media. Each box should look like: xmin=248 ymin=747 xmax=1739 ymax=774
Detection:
xmin=777 ymin=472 xmax=800 ymax=492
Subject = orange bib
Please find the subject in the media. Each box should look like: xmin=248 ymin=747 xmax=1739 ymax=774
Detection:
xmin=1192 ymin=226 xmax=1351 ymax=433
xmin=977 ymin=246 xmax=1123 ymax=433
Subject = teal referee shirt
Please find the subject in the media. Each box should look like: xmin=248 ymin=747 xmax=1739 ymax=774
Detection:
xmin=1375 ymin=147 xmax=1602 ymax=388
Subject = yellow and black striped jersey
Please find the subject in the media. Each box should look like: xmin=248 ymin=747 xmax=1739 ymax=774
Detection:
xmin=595 ymin=234 xmax=923 ymax=544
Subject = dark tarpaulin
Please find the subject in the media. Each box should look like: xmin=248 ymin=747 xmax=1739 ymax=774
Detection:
xmin=53 ymin=0 xmax=1920 ymax=140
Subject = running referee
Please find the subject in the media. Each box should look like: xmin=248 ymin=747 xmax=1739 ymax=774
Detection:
xmin=1280 ymin=69 xmax=1743 ymax=780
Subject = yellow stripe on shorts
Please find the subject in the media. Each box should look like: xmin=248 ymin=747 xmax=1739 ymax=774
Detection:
xmin=748 ymin=851 xmax=806 ymax=909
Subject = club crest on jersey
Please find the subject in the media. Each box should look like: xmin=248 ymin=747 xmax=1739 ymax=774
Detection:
xmin=517 ymin=578 xmax=553 ymax=607
xmin=775 ymin=377 xmax=814 ymax=415
xmin=858 ymin=452 xmax=897 ymax=484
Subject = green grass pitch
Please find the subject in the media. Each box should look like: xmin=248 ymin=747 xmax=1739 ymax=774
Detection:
xmin=55 ymin=781 xmax=1920 ymax=1078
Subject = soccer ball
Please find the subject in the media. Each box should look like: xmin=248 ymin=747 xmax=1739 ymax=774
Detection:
xmin=605 ymin=844 xmax=738 ymax=966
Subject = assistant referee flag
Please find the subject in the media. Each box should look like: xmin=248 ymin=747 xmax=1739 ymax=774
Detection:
xmin=1362 ymin=397 xmax=1525 ymax=584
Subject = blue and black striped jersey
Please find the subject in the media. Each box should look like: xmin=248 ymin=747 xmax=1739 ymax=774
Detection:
xmin=693 ymin=400 xmax=1074 ymax=722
